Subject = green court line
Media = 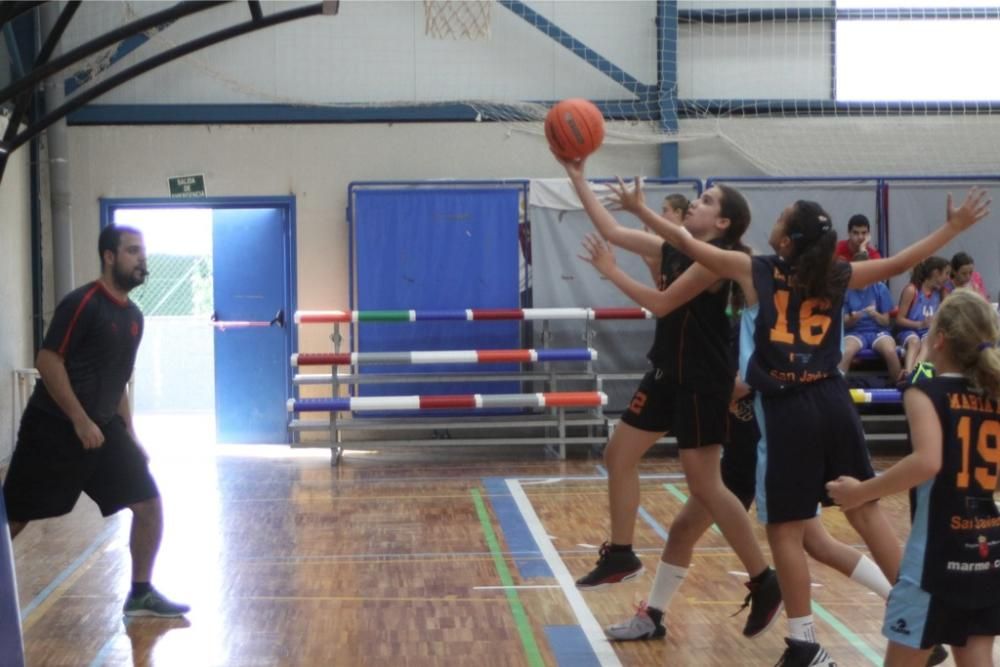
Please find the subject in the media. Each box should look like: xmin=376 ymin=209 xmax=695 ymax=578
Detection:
xmin=662 ymin=483 xmax=880 ymax=665
xmin=470 ymin=489 xmax=545 ymax=667
xmin=811 ymin=602 xmax=882 ymax=665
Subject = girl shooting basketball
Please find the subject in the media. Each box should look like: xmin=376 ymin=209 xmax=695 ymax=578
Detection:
xmin=622 ymin=186 xmax=989 ymax=665
xmin=557 ymin=155 xmax=783 ymax=639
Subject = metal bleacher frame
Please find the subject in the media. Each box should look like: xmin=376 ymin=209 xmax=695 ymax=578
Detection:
xmin=287 ymin=310 xmax=661 ymax=465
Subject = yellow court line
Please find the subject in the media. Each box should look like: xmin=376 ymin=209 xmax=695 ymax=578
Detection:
xmin=233 ymin=595 xmax=515 ymax=603
xmin=233 ymin=489 xmax=620 ymax=503
xmin=21 ymin=543 xmax=110 ymax=633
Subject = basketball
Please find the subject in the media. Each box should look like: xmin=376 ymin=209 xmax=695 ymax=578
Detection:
xmin=545 ymin=98 xmax=605 ymax=161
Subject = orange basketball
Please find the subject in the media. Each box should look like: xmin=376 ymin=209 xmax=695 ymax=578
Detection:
xmin=545 ymin=98 xmax=605 ymax=161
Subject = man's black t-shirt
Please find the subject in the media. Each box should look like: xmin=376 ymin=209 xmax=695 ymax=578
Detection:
xmin=29 ymin=281 xmax=144 ymax=426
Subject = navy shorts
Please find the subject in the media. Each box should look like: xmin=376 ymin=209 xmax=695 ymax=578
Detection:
xmin=3 ymin=406 xmax=159 ymax=521
xmin=619 ymin=369 xmax=731 ymax=449
xmin=722 ymin=396 xmax=759 ymax=510
xmin=884 ymin=578 xmax=1000 ymax=649
xmin=754 ymin=376 xmax=875 ymax=524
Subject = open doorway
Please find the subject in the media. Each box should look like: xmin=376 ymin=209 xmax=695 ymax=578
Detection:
xmin=115 ymin=208 xmax=215 ymax=416
xmin=104 ymin=198 xmax=297 ymax=445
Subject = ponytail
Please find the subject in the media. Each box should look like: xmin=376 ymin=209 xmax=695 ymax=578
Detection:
xmin=785 ymin=200 xmax=839 ymax=300
xmin=974 ymin=345 xmax=1000 ymax=400
xmin=932 ymin=290 xmax=1000 ymax=400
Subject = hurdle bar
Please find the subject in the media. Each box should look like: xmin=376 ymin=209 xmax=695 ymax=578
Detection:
xmin=288 ymin=391 xmax=608 ymax=412
xmin=293 ymin=308 xmax=652 ymax=323
xmin=291 ymin=347 xmax=598 ymax=367
xmin=850 ymin=388 xmax=902 ymax=404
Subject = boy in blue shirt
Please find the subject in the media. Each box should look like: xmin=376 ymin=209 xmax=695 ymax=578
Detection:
xmin=838 ymin=251 xmax=901 ymax=381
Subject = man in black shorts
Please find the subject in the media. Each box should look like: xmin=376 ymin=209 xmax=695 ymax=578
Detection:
xmin=3 ymin=224 xmax=188 ymax=618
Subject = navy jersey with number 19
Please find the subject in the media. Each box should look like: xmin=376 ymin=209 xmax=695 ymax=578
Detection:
xmin=740 ymin=255 xmax=850 ymax=395
xmin=904 ymin=374 xmax=1000 ymax=609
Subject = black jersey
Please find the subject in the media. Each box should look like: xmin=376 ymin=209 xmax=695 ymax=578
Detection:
xmin=29 ymin=281 xmax=144 ymax=426
xmin=903 ymin=375 xmax=1000 ymax=609
xmin=741 ymin=255 xmax=849 ymax=395
xmin=647 ymin=239 xmax=733 ymax=392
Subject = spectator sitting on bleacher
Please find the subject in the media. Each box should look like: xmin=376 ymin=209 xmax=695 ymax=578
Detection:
xmin=895 ymin=256 xmax=949 ymax=381
xmin=838 ymin=251 xmax=901 ymax=381
xmin=944 ymin=251 xmax=990 ymax=300
xmin=834 ymin=214 xmax=882 ymax=262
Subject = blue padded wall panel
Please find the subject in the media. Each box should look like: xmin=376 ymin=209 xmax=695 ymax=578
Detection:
xmin=353 ymin=188 xmax=521 ymax=413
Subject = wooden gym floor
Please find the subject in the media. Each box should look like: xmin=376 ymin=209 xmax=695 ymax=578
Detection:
xmin=7 ymin=415 xmax=997 ymax=666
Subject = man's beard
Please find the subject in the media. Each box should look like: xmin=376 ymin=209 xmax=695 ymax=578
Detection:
xmin=112 ymin=263 xmax=147 ymax=291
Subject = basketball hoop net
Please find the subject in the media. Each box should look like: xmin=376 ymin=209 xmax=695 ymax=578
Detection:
xmin=423 ymin=0 xmax=493 ymax=40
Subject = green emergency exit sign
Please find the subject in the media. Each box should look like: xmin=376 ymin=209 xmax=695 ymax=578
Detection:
xmin=168 ymin=174 xmax=206 ymax=198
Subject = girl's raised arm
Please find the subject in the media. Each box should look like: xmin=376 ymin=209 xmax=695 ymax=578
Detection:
xmin=849 ymin=188 xmax=991 ymax=289
xmin=558 ymin=157 xmax=664 ymax=258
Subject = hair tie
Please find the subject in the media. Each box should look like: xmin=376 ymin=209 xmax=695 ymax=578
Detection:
xmin=979 ymin=342 xmax=996 ymax=352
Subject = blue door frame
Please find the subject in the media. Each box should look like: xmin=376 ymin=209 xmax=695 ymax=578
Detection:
xmin=100 ymin=196 xmax=298 ymax=443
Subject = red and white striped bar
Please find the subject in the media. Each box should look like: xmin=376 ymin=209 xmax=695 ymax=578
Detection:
xmin=291 ymin=348 xmax=598 ymax=367
xmin=293 ymin=307 xmax=652 ymax=324
xmin=287 ymin=391 xmax=608 ymax=412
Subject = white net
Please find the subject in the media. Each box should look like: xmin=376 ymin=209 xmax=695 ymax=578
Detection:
xmin=470 ymin=1 xmax=1000 ymax=177
xmin=423 ymin=0 xmax=493 ymax=40
xmin=86 ymin=1 xmax=1000 ymax=177
xmin=669 ymin=1 xmax=1000 ymax=176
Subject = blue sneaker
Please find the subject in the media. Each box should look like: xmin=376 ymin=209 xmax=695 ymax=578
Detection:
xmin=123 ymin=588 xmax=190 ymax=618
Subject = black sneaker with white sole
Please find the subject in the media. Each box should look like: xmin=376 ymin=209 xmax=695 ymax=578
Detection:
xmin=774 ymin=638 xmax=837 ymax=667
xmin=575 ymin=542 xmax=643 ymax=590
xmin=736 ymin=566 xmax=783 ymax=638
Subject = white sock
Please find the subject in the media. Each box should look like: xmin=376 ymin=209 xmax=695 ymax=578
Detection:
xmin=789 ymin=615 xmax=817 ymax=643
xmin=647 ymin=561 xmax=687 ymax=612
xmin=850 ymin=555 xmax=892 ymax=600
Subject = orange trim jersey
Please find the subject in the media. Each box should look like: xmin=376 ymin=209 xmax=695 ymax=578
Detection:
xmin=29 ymin=281 xmax=144 ymax=426
xmin=741 ymin=256 xmax=850 ymax=395
xmin=648 ymin=239 xmax=733 ymax=392
xmin=904 ymin=374 xmax=1000 ymax=608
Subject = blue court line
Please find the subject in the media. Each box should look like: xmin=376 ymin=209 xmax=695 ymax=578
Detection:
xmin=20 ymin=520 xmax=120 ymax=621
xmin=544 ymin=625 xmax=601 ymax=667
xmin=595 ymin=465 xmax=670 ymax=542
xmin=87 ymin=616 xmax=132 ymax=667
xmin=482 ymin=477 xmax=552 ymax=577
xmin=483 ymin=479 xmax=602 ymax=666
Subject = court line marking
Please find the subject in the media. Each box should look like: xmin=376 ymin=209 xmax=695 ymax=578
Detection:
xmin=665 ymin=483 xmax=721 ymax=534
xmin=470 ymin=488 xmax=545 ymax=667
xmin=87 ymin=617 xmax=132 ymax=667
xmin=506 ymin=478 xmax=622 ymax=667
xmin=662 ymin=482 xmax=881 ymax=666
xmin=20 ymin=520 xmax=120 ymax=626
xmin=474 ymin=585 xmax=562 ymax=590
xmin=596 ymin=465 xmax=669 ymax=541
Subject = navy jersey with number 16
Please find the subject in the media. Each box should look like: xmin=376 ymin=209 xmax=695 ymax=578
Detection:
xmin=740 ymin=255 xmax=850 ymax=395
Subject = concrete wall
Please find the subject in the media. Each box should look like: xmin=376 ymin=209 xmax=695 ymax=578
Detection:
xmin=0 ymin=148 xmax=33 ymax=462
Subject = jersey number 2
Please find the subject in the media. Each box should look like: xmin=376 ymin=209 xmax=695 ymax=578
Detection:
xmin=769 ymin=290 xmax=832 ymax=346
xmin=956 ymin=416 xmax=1000 ymax=491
